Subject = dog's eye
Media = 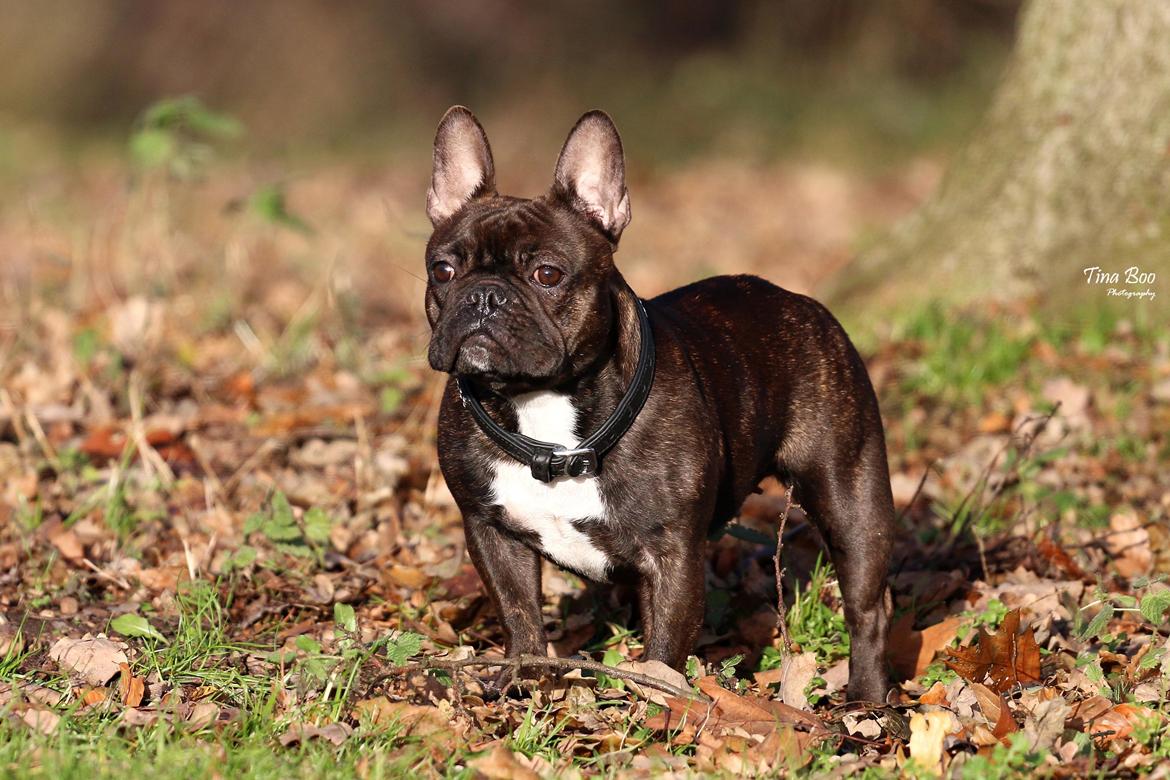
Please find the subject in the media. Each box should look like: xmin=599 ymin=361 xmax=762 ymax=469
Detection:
xmin=533 ymin=265 xmax=564 ymax=287
xmin=431 ymin=261 xmax=456 ymax=283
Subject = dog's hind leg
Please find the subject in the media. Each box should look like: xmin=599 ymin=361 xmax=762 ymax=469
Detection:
xmin=781 ymin=437 xmax=895 ymax=702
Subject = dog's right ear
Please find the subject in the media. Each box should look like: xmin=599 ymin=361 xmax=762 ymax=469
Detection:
xmin=426 ymin=106 xmax=496 ymax=226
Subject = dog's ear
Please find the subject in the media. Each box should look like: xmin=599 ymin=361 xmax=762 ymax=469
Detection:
xmin=427 ymin=106 xmax=496 ymax=226
xmin=553 ymin=110 xmax=631 ymax=241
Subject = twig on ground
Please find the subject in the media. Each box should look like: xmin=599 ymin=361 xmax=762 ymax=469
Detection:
xmin=894 ymin=463 xmax=933 ymax=526
xmin=775 ymin=483 xmax=797 ymax=654
xmin=0 ymin=390 xmax=31 ymax=455
xmin=81 ymin=557 xmax=132 ymax=590
xmin=368 ymin=653 xmax=706 ymax=703
xmin=944 ymin=405 xmax=1061 ymax=550
xmin=23 ymin=408 xmax=62 ymax=473
xmin=223 ymin=439 xmax=282 ymax=495
xmin=187 ymin=433 xmax=227 ymax=502
xmin=128 ymin=371 xmax=175 ymax=485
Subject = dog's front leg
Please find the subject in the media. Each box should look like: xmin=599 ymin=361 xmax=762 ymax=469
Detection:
xmin=464 ymin=510 xmax=547 ymax=660
xmin=637 ymin=541 xmax=706 ymax=670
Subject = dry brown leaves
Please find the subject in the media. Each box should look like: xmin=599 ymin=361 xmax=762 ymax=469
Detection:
xmin=48 ymin=635 xmax=130 ymax=686
xmin=944 ymin=609 xmax=1041 ymax=692
xmin=118 ymin=663 xmax=145 ymax=707
xmin=888 ymin=614 xmax=962 ymax=680
xmin=968 ymin=682 xmax=1019 ymax=745
xmin=469 ymin=742 xmax=545 ymax=780
xmin=0 ymin=181 xmax=1167 ymax=777
xmin=279 ymin=722 xmax=353 ymax=747
xmin=644 ymin=675 xmax=827 ymax=772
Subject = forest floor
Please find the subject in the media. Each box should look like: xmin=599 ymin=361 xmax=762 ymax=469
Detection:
xmin=1 ymin=134 xmax=1169 ymax=778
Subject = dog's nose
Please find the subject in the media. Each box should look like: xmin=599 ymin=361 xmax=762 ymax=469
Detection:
xmin=466 ymin=286 xmax=508 ymax=315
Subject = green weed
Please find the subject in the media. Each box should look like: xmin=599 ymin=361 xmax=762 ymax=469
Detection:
xmin=895 ymin=304 xmax=1034 ymax=404
xmin=761 ymin=554 xmax=850 ymax=669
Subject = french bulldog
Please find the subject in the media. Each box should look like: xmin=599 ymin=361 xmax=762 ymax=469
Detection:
xmin=424 ymin=106 xmax=894 ymax=702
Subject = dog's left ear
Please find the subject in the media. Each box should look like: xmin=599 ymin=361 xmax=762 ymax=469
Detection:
xmin=553 ymin=111 xmax=631 ymax=241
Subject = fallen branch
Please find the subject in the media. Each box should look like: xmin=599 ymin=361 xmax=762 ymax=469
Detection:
xmin=369 ymin=653 xmax=706 ymax=702
xmin=775 ymin=483 xmax=797 ymax=654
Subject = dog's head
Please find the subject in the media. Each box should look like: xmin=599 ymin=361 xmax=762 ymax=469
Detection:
xmin=423 ymin=107 xmax=631 ymax=391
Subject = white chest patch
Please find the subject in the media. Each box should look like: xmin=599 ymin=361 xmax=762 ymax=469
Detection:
xmin=489 ymin=392 xmax=611 ymax=581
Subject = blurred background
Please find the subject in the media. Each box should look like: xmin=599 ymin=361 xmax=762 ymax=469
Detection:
xmin=0 ymin=0 xmax=1016 ymax=153
xmin=0 ymin=0 xmax=1026 ymax=331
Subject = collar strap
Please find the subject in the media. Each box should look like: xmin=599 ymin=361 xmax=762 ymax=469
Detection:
xmin=457 ymin=298 xmax=656 ymax=483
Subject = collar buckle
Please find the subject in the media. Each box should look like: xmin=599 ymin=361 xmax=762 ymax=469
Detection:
xmin=554 ymin=447 xmax=599 ymax=479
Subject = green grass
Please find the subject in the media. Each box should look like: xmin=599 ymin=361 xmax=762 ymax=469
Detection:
xmin=508 ymin=700 xmax=571 ymax=763
xmin=787 ymin=556 xmax=850 ymax=666
xmin=0 ymin=581 xmax=456 ymax=779
xmin=894 ymin=303 xmax=1035 ymax=405
xmin=0 ymin=719 xmax=446 ymax=779
xmin=760 ymin=555 xmax=850 ymax=672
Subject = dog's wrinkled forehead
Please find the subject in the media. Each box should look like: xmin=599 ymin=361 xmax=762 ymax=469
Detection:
xmin=428 ymin=196 xmax=603 ymax=268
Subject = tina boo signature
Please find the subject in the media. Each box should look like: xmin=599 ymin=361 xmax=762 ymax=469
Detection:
xmin=1082 ymin=265 xmax=1158 ymax=301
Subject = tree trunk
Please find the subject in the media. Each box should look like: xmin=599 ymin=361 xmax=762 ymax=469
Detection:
xmin=829 ymin=0 xmax=1170 ymax=314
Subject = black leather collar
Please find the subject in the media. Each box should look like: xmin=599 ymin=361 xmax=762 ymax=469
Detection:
xmin=457 ymin=298 xmax=656 ymax=483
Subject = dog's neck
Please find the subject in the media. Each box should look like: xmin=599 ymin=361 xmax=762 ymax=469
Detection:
xmin=506 ymin=278 xmax=643 ymax=437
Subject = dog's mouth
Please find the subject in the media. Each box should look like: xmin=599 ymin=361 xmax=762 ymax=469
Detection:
xmin=452 ymin=329 xmax=503 ymax=375
xmin=428 ymin=320 xmax=568 ymax=390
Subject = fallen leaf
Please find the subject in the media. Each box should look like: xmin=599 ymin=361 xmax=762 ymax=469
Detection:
xmin=252 ymin=403 xmax=372 ymax=437
xmin=1090 ymin=703 xmax=1160 ymax=741
xmin=618 ymin=659 xmax=690 ymax=705
xmin=890 ymin=472 xmax=926 ymax=506
xmin=978 ymin=411 xmax=1012 ymax=434
xmin=1068 ymin=695 xmax=1114 ymax=730
xmin=944 ymin=610 xmax=1041 ymax=692
xmin=121 ymin=708 xmax=160 ymax=727
xmin=17 ymin=684 xmax=64 ymax=708
xmin=645 ymin=676 xmax=823 ymax=744
xmin=908 ymin=710 xmax=955 ymax=772
xmin=48 ymin=525 xmax=84 ymax=561
xmin=821 ymin=658 xmax=850 ymax=692
xmin=888 ymin=614 xmax=961 ymax=679
xmin=841 ymin=712 xmax=883 ymax=739
xmin=387 ymin=564 xmax=430 ymax=589
xmin=280 ymin=722 xmax=353 ymax=747
xmin=180 ymin=701 xmax=221 ymax=730
xmin=1107 ymin=511 xmax=1152 ymax=579
xmin=470 ymin=742 xmax=541 ymax=780
xmin=986 ymin=573 xmax=1084 ymax=620
xmin=749 ymin=724 xmax=815 ymax=773
xmin=919 ymin=681 xmax=949 ymax=706
xmin=1022 ymin=696 xmax=1068 ymax=750
xmin=19 ymin=708 xmax=61 ymax=735
xmin=777 ymin=651 xmax=818 ymax=711
xmin=49 ymin=635 xmax=129 ymax=685
xmin=969 ymin=682 xmax=1018 ymax=742
xmin=119 ymin=663 xmax=145 ymax=707
xmin=135 ymin=566 xmax=184 ymax=591
xmin=352 ymin=697 xmax=455 ymax=747
xmin=82 ymin=688 xmax=107 ymax=706
xmin=1042 ymin=377 xmax=1091 ymax=432
xmin=439 ymin=564 xmax=483 ymax=599
xmin=79 ymin=426 xmax=128 ymax=460
xmin=110 ymin=613 xmax=167 ymax=643
xmin=1036 ymin=537 xmax=1089 ymax=581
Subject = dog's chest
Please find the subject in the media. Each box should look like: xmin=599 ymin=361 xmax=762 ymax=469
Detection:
xmin=489 ymin=392 xmax=611 ymax=580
